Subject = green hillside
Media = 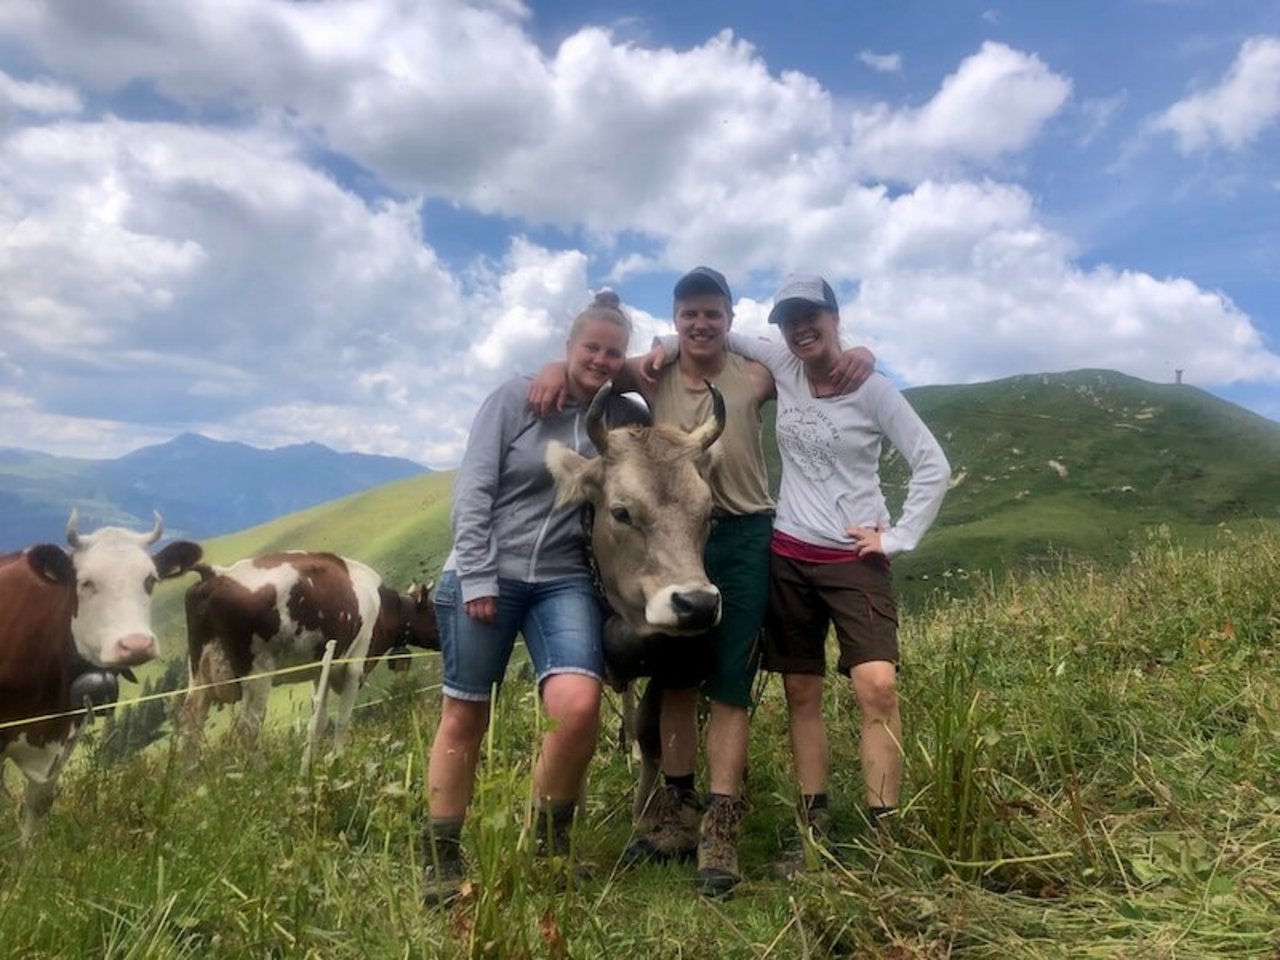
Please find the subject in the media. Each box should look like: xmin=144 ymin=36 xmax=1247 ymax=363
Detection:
xmin=765 ymin=369 xmax=1280 ymax=600
xmin=194 ymin=469 xmax=456 ymax=585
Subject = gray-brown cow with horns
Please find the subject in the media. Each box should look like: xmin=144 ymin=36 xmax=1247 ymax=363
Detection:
xmin=546 ymin=379 xmax=726 ymax=818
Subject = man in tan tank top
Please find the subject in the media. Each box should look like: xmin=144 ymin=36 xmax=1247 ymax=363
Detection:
xmin=628 ymin=267 xmax=872 ymax=898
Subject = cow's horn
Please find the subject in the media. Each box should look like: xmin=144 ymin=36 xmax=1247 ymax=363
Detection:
xmin=586 ymin=380 xmax=613 ymax=454
xmin=138 ymin=511 xmax=164 ymax=545
xmin=66 ymin=509 xmax=81 ymax=548
xmin=687 ymin=381 xmax=727 ymax=452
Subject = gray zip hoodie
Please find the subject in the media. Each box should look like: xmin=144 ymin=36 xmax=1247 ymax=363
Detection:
xmin=444 ymin=376 xmax=649 ymax=603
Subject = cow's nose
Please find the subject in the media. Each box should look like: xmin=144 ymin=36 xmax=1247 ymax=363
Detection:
xmin=114 ymin=633 xmax=158 ymax=665
xmin=671 ymin=590 xmax=721 ymax=630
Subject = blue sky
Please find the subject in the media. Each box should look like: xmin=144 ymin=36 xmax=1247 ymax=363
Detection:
xmin=1 ymin=0 xmax=1277 ymax=465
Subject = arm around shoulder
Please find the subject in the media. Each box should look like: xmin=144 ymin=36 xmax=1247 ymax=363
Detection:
xmin=725 ymin=331 xmax=791 ymax=369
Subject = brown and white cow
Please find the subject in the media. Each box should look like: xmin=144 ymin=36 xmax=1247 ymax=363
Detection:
xmin=180 ymin=552 xmax=439 ymax=758
xmin=546 ymin=380 xmax=725 ymax=812
xmin=0 ymin=513 xmax=202 ymax=840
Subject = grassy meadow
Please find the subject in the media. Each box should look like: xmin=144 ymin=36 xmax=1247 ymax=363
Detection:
xmin=2 ymin=526 xmax=1276 ymax=958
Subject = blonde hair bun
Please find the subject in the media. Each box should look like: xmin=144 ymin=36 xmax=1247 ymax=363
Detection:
xmin=592 ymin=289 xmax=622 ymax=309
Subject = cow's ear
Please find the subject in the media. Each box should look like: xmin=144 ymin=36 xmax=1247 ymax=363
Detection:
xmin=153 ymin=540 xmax=204 ymax=579
xmin=546 ymin=441 xmax=603 ymax=506
xmin=27 ymin=544 xmax=74 ymax=586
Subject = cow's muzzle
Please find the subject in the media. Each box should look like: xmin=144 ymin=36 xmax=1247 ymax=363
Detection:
xmin=671 ymin=589 xmax=721 ymax=631
xmin=643 ymin=584 xmax=722 ymax=634
xmin=109 ymin=633 xmax=158 ymax=666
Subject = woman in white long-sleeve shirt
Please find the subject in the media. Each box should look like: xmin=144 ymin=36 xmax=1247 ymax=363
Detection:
xmin=697 ymin=274 xmax=948 ymax=864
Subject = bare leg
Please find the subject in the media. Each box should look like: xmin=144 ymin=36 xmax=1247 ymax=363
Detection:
xmin=705 ymin=702 xmax=749 ymax=798
xmin=850 ymin=661 xmax=902 ymax=808
xmin=533 ymin=674 xmax=602 ymax=802
xmin=660 ymin=685 xmax=698 ymax=777
xmin=783 ymin=673 xmax=828 ymax=796
xmin=427 ymin=695 xmax=490 ymax=820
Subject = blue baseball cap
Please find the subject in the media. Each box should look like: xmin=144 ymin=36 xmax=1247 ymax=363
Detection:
xmin=673 ymin=265 xmax=732 ymax=303
xmin=768 ymin=274 xmax=839 ymax=324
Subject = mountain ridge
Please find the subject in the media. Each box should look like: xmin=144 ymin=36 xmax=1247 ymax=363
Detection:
xmin=0 ymin=433 xmax=428 ymax=550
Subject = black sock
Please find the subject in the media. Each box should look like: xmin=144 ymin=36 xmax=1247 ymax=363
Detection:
xmin=540 ymin=798 xmax=577 ymax=827
xmin=425 ymin=817 xmax=463 ymax=861
xmin=665 ymin=772 xmax=696 ymax=794
xmin=868 ymin=805 xmax=896 ymax=828
xmin=428 ymin=816 xmax=463 ymax=842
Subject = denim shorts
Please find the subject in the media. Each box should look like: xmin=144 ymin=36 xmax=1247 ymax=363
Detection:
xmin=434 ymin=571 xmax=606 ymax=702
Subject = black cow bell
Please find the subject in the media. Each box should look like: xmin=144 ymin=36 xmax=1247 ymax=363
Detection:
xmin=68 ymin=670 xmax=121 ymax=721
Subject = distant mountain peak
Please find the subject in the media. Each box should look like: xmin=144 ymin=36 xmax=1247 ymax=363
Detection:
xmin=0 ymin=433 xmax=427 ymax=550
xmin=166 ymin=432 xmax=245 ymax=448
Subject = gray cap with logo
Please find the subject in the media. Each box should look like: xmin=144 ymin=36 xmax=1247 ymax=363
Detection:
xmin=767 ymin=274 xmax=839 ymax=325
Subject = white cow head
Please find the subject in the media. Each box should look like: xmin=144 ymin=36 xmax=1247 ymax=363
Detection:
xmin=66 ymin=510 xmax=203 ymax=667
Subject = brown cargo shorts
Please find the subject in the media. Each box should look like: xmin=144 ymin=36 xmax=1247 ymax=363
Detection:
xmin=763 ymin=551 xmax=899 ymax=677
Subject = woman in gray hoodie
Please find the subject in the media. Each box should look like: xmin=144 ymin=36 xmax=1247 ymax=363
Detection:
xmin=422 ymin=291 xmax=648 ymax=905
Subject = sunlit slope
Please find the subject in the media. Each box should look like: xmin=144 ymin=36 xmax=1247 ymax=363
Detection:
xmin=198 ymin=469 xmax=457 ymax=584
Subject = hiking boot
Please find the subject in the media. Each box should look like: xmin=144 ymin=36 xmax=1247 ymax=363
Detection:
xmin=622 ymin=784 xmax=701 ymax=866
xmin=773 ymin=806 xmax=833 ymax=878
xmin=421 ymin=819 xmax=465 ymax=908
xmin=537 ymin=800 xmax=593 ymax=883
xmin=695 ymin=795 xmax=745 ymax=899
xmin=865 ymin=805 xmax=900 ymax=856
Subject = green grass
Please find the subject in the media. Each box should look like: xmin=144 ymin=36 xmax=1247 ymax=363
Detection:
xmin=3 ymin=526 xmax=1277 ymax=957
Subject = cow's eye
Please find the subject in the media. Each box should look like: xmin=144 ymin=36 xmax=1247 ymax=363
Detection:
xmin=610 ymin=505 xmax=632 ymax=526
xmin=78 ymin=579 xmax=96 ymax=595
xmin=144 ymin=574 xmax=158 ymax=594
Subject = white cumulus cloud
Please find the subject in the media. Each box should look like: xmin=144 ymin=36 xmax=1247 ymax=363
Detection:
xmin=849 ymin=42 xmax=1072 ymax=183
xmin=1155 ymin=35 xmax=1280 ymax=152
